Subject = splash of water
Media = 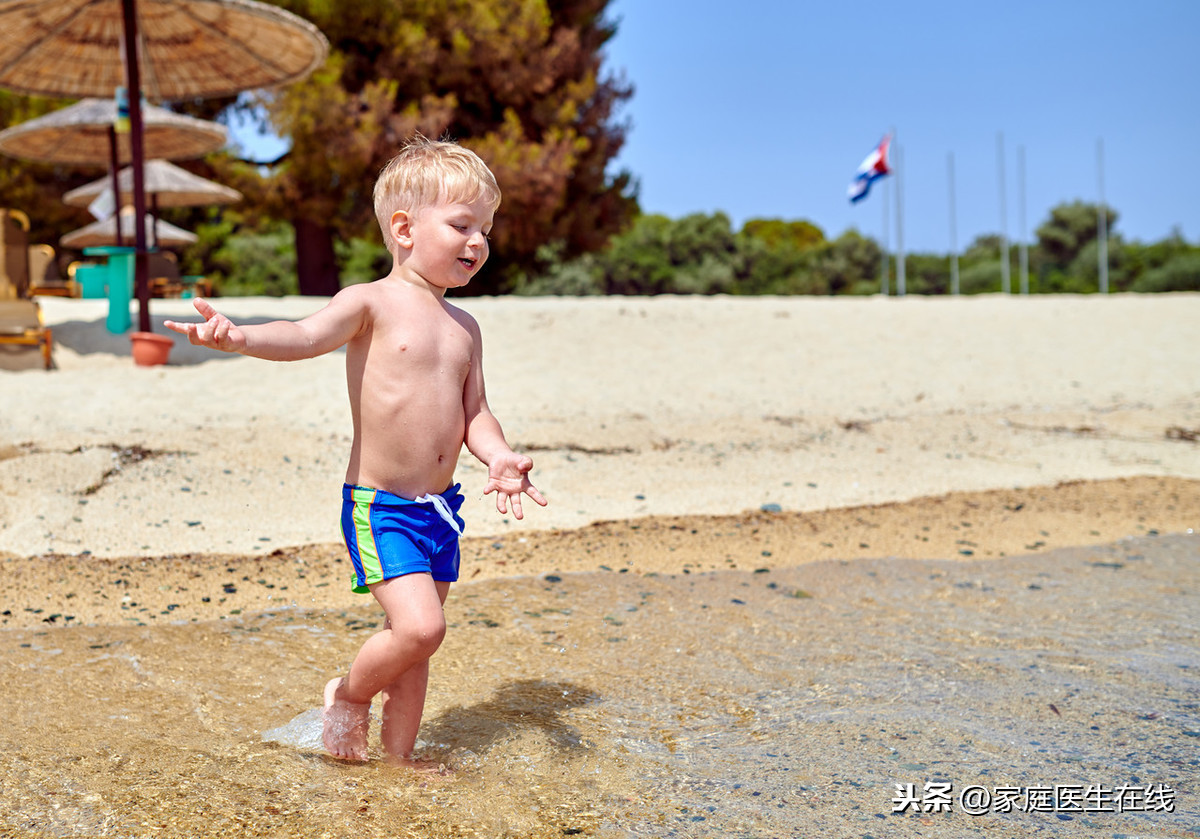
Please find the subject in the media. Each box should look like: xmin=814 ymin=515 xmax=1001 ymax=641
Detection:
xmin=261 ymin=707 xmax=324 ymax=752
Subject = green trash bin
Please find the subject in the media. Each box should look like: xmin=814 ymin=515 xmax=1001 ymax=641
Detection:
xmin=83 ymin=246 xmax=136 ymax=334
xmin=74 ymin=262 xmax=109 ymax=299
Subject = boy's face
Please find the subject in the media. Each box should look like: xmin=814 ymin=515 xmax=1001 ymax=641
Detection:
xmin=395 ymin=197 xmax=494 ymax=291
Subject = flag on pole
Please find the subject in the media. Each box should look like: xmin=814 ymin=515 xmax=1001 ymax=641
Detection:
xmin=848 ymin=135 xmax=892 ymax=203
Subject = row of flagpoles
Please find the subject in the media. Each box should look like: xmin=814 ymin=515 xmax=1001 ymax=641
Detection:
xmin=848 ymin=133 xmax=1111 ymax=295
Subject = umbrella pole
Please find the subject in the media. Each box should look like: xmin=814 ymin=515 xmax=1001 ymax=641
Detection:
xmin=107 ymin=126 xmax=124 ymax=248
xmin=121 ymin=0 xmax=151 ymax=334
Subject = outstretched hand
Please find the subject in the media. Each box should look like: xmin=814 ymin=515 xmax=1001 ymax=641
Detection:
xmin=483 ymin=451 xmax=547 ymax=520
xmin=163 ymin=298 xmax=246 ymax=353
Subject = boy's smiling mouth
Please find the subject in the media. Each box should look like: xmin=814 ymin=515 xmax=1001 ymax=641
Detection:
xmin=458 ymin=257 xmax=476 ymax=269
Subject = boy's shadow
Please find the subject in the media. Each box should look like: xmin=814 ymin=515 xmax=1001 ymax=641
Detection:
xmin=51 ymin=313 xmax=327 ymax=365
xmin=423 ymin=679 xmax=598 ymax=754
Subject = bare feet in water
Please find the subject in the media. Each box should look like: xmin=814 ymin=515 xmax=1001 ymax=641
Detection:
xmin=385 ymin=753 xmax=454 ymax=775
xmin=322 ymin=677 xmax=370 ymax=761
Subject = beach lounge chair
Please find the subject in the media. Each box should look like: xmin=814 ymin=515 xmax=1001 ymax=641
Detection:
xmin=148 ymin=251 xmax=182 ymax=298
xmin=0 ymin=208 xmax=53 ymax=369
xmin=1 ymin=208 xmax=30 ymax=297
xmin=0 ymin=298 xmax=52 ymax=369
xmin=27 ymin=244 xmax=77 ymax=297
xmin=147 ymin=250 xmax=211 ymax=298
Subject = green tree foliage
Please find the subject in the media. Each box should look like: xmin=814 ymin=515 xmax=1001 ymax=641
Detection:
xmin=515 ymin=213 xmax=885 ymax=296
xmin=903 ymin=253 xmax=951 ymax=295
xmin=737 ymin=218 xmax=827 ymax=294
xmin=509 ymin=201 xmax=1200 ymax=298
xmin=957 ymin=260 xmax=1003 ymax=295
xmin=741 ymin=218 xmax=824 ymax=251
xmin=953 ymin=234 xmax=1006 ymax=294
xmin=165 ymin=198 xmax=1200 ymax=298
xmin=1033 ymin=200 xmax=1118 ymax=290
xmin=516 ymin=212 xmax=742 ymax=295
xmin=228 ymin=0 xmax=636 ymax=295
xmin=805 ymin=230 xmax=881 ymax=296
xmin=1132 ymin=252 xmax=1200 ymax=292
xmin=1113 ymin=230 xmax=1199 ymax=292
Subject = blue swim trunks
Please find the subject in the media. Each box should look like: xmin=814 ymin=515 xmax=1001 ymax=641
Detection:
xmin=340 ymin=483 xmax=466 ymax=593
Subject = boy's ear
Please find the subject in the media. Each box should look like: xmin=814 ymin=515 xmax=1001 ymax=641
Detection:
xmin=390 ymin=210 xmax=414 ymax=251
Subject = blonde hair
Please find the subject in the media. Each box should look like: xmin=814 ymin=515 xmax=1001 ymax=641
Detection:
xmin=373 ymin=136 xmax=502 ymax=254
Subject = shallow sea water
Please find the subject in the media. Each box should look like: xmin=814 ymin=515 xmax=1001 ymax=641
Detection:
xmin=1 ymin=534 xmax=1196 ymax=838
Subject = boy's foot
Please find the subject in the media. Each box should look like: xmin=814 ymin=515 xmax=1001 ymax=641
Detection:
xmin=384 ymin=753 xmax=454 ymax=775
xmin=322 ymin=677 xmax=370 ymax=761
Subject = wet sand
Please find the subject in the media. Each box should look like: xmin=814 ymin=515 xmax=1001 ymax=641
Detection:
xmin=2 ymin=532 xmax=1196 ymax=837
xmin=1 ymin=293 xmax=1198 ymax=837
xmin=1 ymin=475 xmax=1196 ymax=630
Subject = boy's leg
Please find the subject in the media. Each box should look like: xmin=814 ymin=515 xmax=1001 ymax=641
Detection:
xmin=323 ymin=572 xmax=448 ymax=761
xmin=379 ymin=579 xmax=451 ymax=763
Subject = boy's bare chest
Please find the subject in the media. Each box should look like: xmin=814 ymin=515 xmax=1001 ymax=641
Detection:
xmin=375 ymin=314 xmax=472 ymax=374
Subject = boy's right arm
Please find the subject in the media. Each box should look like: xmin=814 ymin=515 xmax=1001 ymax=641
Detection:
xmin=164 ymin=292 xmax=369 ymax=361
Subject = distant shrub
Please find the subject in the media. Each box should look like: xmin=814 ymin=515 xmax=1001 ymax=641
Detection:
xmin=1133 ymin=253 xmax=1200 ymax=292
xmin=337 ymin=236 xmax=392 ymax=287
xmin=209 ymin=222 xmax=298 ymax=297
xmin=958 ymin=261 xmax=1002 ymax=295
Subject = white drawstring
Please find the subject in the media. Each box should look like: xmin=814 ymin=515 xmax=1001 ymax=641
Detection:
xmin=416 ymin=492 xmax=462 ymax=535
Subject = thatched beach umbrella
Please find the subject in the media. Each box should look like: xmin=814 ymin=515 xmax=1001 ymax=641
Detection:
xmin=0 ymin=0 xmax=328 ymax=337
xmin=61 ymin=205 xmax=198 ymax=249
xmin=0 ymin=1 xmax=327 ymax=101
xmin=63 ymin=158 xmax=241 ymax=246
xmin=0 ymin=97 xmax=226 ymax=165
xmin=0 ymin=97 xmax=227 ymax=246
xmin=63 ymin=159 xmax=242 ymax=209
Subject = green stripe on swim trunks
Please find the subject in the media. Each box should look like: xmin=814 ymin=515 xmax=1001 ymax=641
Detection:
xmin=351 ymin=488 xmax=382 ymax=584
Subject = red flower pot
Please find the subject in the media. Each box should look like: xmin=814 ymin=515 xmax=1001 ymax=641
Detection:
xmin=130 ymin=331 xmax=173 ymax=367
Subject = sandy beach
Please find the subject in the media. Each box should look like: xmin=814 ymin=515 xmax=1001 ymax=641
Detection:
xmin=2 ymin=292 xmax=1198 ymax=837
xmin=4 ymin=293 xmax=1199 ymax=567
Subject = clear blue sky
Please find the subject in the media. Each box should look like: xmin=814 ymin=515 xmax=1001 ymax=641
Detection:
xmin=601 ymin=0 xmax=1198 ymax=252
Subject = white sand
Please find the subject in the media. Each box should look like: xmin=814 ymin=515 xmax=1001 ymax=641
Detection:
xmin=2 ymin=292 xmax=1197 ymax=559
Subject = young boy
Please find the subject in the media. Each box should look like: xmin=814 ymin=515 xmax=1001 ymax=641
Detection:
xmin=164 ymin=137 xmax=546 ymax=766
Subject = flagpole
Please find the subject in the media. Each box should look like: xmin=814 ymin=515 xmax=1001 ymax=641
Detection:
xmin=894 ymin=139 xmax=905 ymax=296
xmin=880 ymin=177 xmax=890 ymax=296
xmin=1018 ymin=144 xmax=1029 ymax=295
xmin=997 ymin=131 xmax=1010 ymax=294
xmin=1097 ymin=137 xmax=1109 ymax=294
xmin=947 ymin=151 xmax=959 ymax=295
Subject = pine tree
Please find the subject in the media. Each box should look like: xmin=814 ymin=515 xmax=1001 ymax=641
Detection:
xmin=235 ymin=0 xmax=636 ymax=295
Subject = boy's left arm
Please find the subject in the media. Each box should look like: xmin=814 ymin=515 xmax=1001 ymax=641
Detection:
xmin=461 ymin=317 xmax=547 ymax=519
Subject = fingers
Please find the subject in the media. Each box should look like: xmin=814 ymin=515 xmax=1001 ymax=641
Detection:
xmin=192 ymin=297 xmax=217 ymax=319
xmin=525 ymin=484 xmax=548 ymax=507
xmin=164 ymin=319 xmax=204 ymax=345
xmin=483 ymin=480 xmax=544 ymax=520
xmin=164 ymin=298 xmax=224 ymax=347
xmin=491 ymin=491 xmax=524 ymax=519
